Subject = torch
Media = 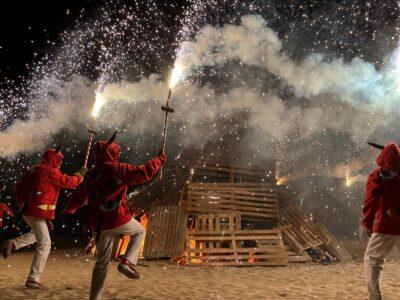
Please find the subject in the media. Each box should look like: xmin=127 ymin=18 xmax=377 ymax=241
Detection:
xmin=83 ymin=92 xmax=105 ymax=168
xmin=158 ymin=65 xmax=184 ymax=180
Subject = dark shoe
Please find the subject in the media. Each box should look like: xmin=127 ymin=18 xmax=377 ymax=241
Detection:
xmin=1 ymin=240 xmax=15 ymax=259
xmin=25 ymin=280 xmax=47 ymax=290
xmin=118 ymin=258 xmax=140 ymax=279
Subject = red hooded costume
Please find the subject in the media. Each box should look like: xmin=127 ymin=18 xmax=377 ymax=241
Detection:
xmin=363 ymin=142 xmax=400 ymax=235
xmin=64 ymin=141 xmax=166 ymax=231
xmin=14 ymin=148 xmax=82 ymax=220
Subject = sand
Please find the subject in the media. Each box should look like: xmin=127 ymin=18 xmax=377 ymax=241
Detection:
xmin=0 ymin=250 xmax=399 ymax=299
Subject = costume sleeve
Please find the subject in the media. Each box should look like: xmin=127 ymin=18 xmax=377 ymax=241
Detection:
xmin=362 ymin=171 xmax=382 ymax=231
xmin=113 ymin=154 xmax=166 ymax=185
xmin=50 ymin=171 xmax=83 ymax=189
xmin=63 ymin=181 xmax=89 ymax=214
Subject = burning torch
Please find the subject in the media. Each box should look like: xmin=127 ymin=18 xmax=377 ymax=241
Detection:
xmin=158 ymin=64 xmax=184 ymax=180
xmin=83 ymin=92 xmax=105 ymax=168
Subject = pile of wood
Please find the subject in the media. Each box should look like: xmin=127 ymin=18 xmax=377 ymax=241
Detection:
xmin=137 ymin=149 xmax=352 ymax=265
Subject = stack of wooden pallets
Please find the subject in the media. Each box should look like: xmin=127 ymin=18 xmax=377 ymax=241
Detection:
xmin=185 ymin=212 xmax=287 ymax=266
xmin=185 ymin=182 xmax=279 ymax=221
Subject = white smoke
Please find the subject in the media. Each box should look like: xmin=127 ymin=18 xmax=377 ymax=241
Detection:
xmin=176 ymin=15 xmax=400 ymax=114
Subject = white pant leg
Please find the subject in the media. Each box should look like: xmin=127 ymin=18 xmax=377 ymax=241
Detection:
xmin=21 ymin=216 xmax=51 ymax=283
xmin=364 ymin=233 xmax=398 ymax=300
xmin=90 ymin=231 xmax=114 ymax=300
xmin=108 ymin=218 xmax=145 ymax=265
xmin=12 ymin=230 xmax=37 ymax=250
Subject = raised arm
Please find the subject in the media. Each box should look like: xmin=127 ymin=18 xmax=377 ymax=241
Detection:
xmin=50 ymin=170 xmax=83 ymax=189
xmin=362 ymin=171 xmax=382 ymax=233
xmin=112 ymin=153 xmax=166 ymax=185
xmin=63 ymin=181 xmax=89 ymax=215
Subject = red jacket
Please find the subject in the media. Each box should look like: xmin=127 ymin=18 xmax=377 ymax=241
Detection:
xmin=14 ymin=148 xmax=82 ymax=220
xmin=363 ymin=142 xmax=400 ymax=235
xmin=64 ymin=141 xmax=166 ymax=232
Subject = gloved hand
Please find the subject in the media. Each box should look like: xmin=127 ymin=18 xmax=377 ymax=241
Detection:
xmin=158 ymin=149 xmax=166 ymax=163
xmin=75 ymin=167 xmax=88 ymax=178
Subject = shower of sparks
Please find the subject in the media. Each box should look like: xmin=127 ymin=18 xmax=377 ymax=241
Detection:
xmin=169 ymin=64 xmax=185 ymax=89
xmin=91 ymin=92 xmax=105 ymax=118
xmin=344 ymin=165 xmax=353 ymax=187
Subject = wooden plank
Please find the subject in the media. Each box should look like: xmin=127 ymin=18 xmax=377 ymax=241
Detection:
xmin=186 ymin=202 xmax=277 ymax=213
xmin=187 ymin=207 xmax=277 ymax=218
xmin=187 ymin=261 xmax=287 ymax=267
xmin=188 ymin=247 xmax=287 ymax=254
xmin=187 ymin=195 xmax=278 ymax=206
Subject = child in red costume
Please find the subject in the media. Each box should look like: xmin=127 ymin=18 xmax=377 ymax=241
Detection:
xmin=363 ymin=142 xmax=400 ymax=300
xmin=1 ymin=147 xmax=83 ymax=289
xmin=63 ymin=138 xmax=166 ymax=300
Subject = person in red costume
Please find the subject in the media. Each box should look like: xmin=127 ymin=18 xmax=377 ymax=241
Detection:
xmin=63 ymin=133 xmax=166 ymax=300
xmin=363 ymin=142 xmax=400 ymax=300
xmin=1 ymin=145 xmax=83 ymax=289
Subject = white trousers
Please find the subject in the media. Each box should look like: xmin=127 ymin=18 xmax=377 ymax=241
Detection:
xmin=90 ymin=217 xmax=145 ymax=300
xmin=11 ymin=215 xmax=51 ymax=283
xmin=364 ymin=232 xmax=400 ymax=300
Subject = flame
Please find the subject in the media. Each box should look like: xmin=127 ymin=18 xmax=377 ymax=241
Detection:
xmin=91 ymin=92 xmax=105 ymax=118
xmin=276 ymin=177 xmax=286 ymax=186
xmin=169 ymin=64 xmax=184 ymax=89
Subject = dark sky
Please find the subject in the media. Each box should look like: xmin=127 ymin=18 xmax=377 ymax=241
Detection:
xmin=0 ymin=0 xmax=187 ymax=80
xmin=0 ymin=1 xmax=88 ymax=78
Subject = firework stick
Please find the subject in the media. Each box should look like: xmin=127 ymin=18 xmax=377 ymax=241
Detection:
xmin=83 ymin=121 xmax=98 ymax=168
xmin=159 ymin=89 xmax=174 ymax=180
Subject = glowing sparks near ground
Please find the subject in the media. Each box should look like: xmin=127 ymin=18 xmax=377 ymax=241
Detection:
xmin=91 ymin=92 xmax=105 ymax=118
xmin=169 ymin=64 xmax=184 ymax=89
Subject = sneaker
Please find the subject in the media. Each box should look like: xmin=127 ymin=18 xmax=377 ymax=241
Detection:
xmin=117 ymin=259 xmax=140 ymax=279
xmin=1 ymin=240 xmax=15 ymax=259
xmin=25 ymin=280 xmax=47 ymax=290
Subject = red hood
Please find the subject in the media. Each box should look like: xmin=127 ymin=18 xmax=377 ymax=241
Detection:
xmin=41 ymin=148 xmax=63 ymax=169
xmin=94 ymin=141 xmax=121 ymax=165
xmin=376 ymin=142 xmax=400 ymax=172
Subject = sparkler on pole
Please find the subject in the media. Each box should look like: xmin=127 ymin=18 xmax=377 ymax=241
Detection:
xmin=83 ymin=92 xmax=104 ymax=168
xmin=158 ymin=64 xmax=184 ymax=180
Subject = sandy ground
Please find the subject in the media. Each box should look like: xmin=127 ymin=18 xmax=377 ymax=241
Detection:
xmin=0 ymin=250 xmax=399 ymax=300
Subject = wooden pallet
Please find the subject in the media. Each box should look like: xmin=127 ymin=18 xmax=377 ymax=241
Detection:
xmin=284 ymin=245 xmax=312 ymax=263
xmin=143 ymin=206 xmax=187 ymax=259
xmin=279 ymin=206 xmax=330 ymax=253
xmin=185 ymin=182 xmax=279 ymax=220
xmin=317 ymin=224 xmax=352 ymax=262
xmin=186 ymin=213 xmax=287 ymax=266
